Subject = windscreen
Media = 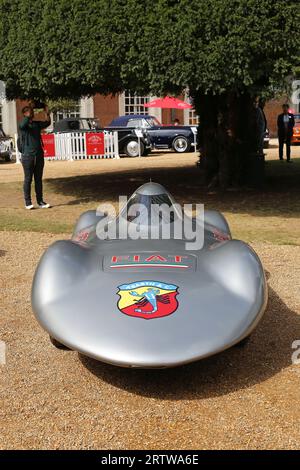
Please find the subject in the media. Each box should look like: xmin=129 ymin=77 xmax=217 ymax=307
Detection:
xmin=123 ymin=192 xmax=176 ymax=224
xmin=147 ymin=117 xmax=162 ymax=126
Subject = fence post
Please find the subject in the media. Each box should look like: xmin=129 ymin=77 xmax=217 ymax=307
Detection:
xmin=113 ymin=131 xmax=120 ymax=158
xmin=67 ymin=132 xmax=73 ymax=161
xmin=82 ymin=132 xmax=87 ymax=160
xmin=104 ymin=131 xmax=110 ymax=158
xmin=191 ymin=127 xmax=197 ymax=153
xmin=135 ymin=128 xmax=143 ymax=158
xmin=14 ymin=134 xmax=21 ymax=164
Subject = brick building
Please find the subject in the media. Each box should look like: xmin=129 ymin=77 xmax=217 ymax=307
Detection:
xmin=0 ymin=91 xmax=297 ymax=138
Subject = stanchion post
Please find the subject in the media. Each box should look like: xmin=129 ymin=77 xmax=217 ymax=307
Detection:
xmin=14 ymin=133 xmax=21 ymax=164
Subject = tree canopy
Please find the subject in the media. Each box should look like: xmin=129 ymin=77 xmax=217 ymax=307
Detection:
xmin=0 ymin=0 xmax=299 ymax=100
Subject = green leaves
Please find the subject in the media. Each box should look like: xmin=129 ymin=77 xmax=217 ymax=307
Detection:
xmin=0 ymin=0 xmax=299 ymax=99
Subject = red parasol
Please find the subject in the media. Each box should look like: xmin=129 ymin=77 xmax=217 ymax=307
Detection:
xmin=144 ymin=96 xmax=193 ymax=109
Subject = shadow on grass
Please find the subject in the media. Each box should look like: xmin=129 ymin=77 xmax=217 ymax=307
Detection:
xmin=80 ymin=285 xmax=299 ymax=399
xmin=0 ymin=160 xmax=14 ymax=165
xmin=46 ymin=157 xmax=300 ymax=217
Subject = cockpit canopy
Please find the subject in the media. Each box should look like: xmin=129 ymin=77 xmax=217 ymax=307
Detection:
xmin=120 ymin=183 xmax=178 ymax=225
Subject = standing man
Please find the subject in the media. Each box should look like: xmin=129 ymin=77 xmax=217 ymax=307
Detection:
xmin=19 ymin=103 xmax=51 ymax=209
xmin=258 ymin=97 xmax=268 ymax=155
xmin=277 ymin=104 xmax=295 ymax=162
xmin=252 ymin=96 xmax=266 ymax=155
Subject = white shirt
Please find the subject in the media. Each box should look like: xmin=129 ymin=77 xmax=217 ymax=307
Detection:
xmin=283 ymin=114 xmax=290 ymax=123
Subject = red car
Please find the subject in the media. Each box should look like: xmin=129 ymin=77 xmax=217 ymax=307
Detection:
xmin=291 ymin=113 xmax=300 ymax=144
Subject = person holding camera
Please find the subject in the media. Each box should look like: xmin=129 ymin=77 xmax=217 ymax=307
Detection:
xmin=19 ymin=103 xmax=51 ymax=209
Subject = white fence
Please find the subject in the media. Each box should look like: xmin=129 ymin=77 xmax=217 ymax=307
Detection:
xmin=15 ymin=130 xmax=119 ymax=163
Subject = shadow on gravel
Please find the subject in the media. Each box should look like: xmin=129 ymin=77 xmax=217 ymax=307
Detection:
xmin=80 ymin=285 xmax=300 ymax=399
xmin=0 ymin=249 xmax=6 ymax=257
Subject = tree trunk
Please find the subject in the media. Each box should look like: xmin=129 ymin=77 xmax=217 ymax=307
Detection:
xmin=192 ymin=89 xmax=265 ymax=190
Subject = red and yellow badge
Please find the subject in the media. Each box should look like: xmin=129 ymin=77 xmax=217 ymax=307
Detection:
xmin=117 ymin=281 xmax=179 ymax=320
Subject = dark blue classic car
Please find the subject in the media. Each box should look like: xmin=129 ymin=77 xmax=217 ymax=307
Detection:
xmin=109 ymin=115 xmax=197 ymax=153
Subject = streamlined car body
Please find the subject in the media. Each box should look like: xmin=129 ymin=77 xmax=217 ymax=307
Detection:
xmin=32 ymin=183 xmax=267 ymax=368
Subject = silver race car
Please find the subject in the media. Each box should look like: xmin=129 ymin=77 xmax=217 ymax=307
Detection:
xmin=32 ymin=182 xmax=268 ymax=368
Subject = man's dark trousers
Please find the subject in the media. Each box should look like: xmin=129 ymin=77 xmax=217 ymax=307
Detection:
xmin=21 ymin=153 xmax=45 ymax=205
xmin=278 ymin=137 xmax=291 ymax=161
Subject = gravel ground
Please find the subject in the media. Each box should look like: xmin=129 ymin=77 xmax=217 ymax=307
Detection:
xmin=0 ymin=231 xmax=299 ymax=449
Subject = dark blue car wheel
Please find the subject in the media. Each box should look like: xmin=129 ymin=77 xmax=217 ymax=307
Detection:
xmin=172 ymin=136 xmax=190 ymax=153
xmin=124 ymin=139 xmax=144 ymax=157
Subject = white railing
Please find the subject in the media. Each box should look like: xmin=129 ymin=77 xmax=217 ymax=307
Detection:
xmin=15 ymin=130 xmax=119 ymax=163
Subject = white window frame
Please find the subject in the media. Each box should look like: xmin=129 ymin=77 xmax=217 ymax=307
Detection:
xmin=80 ymin=97 xmax=94 ymax=118
xmin=0 ymin=102 xmax=3 ymax=129
xmin=119 ymin=92 xmax=162 ymax=122
xmin=123 ymin=91 xmax=151 ymax=115
xmin=183 ymin=91 xmax=199 ymax=126
xmin=53 ymin=100 xmax=81 ymax=124
xmin=188 ymin=109 xmax=199 ymax=126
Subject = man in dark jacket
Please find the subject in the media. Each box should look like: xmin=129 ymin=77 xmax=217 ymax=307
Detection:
xmin=19 ymin=104 xmax=51 ymax=209
xmin=258 ymin=98 xmax=268 ymax=154
xmin=277 ymin=104 xmax=295 ymax=162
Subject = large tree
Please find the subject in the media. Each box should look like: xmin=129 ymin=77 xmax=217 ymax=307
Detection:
xmin=0 ymin=0 xmax=129 ymax=98
xmin=0 ymin=0 xmax=299 ymax=187
xmin=121 ymin=0 xmax=300 ymax=188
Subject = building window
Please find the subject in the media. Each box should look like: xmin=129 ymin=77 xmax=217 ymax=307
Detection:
xmin=124 ymin=92 xmax=150 ymax=115
xmin=53 ymin=100 xmax=81 ymax=124
xmin=189 ymin=109 xmax=199 ymax=126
